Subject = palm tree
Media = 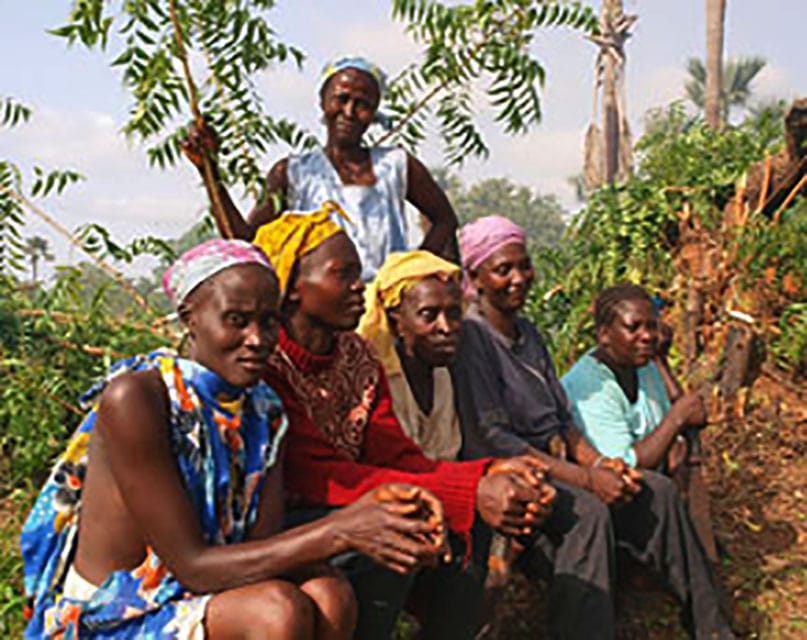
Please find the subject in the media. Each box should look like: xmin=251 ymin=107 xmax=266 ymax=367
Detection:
xmin=686 ymin=56 xmax=767 ymax=124
xmin=23 ymin=235 xmax=54 ymax=282
xmin=704 ymin=0 xmax=727 ymax=129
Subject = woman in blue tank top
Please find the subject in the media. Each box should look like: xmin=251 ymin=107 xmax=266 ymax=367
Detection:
xmin=181 ymin=56 xmax=458 ymax=281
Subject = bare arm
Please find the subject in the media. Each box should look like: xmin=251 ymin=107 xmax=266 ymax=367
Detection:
xmin=246 ymin=158 xmax=289 ymax=230
xmin=98 ymin=371 xmax=443 ymax=593
xmin=405 ymin=154 xmax=459 ymax=260
xmin=179 ymin=122 xmax=287 ymax=241
xmin=565 ymin=424 xmax=602 ymax=467
xmin=520 ymin=445 xmax=633 ymax=506
xmin=654 ymin=355 xmax=684 ymax=402
xmin=631 ymin=393 xmax=706 ymax=469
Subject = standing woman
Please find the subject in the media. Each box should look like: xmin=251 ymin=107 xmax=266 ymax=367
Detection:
xmin=181 ymin=55 xmax=458 ymax=280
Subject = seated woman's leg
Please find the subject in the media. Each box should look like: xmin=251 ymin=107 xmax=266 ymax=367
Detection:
xmin=518 ymin=481 xmax=616 ymax=640
xmin=612 ymin=470 xmax=733 ymax=639
xmin=297 ymin=565 xmax=358 ymax=640
xmin=205 ymin=580 xmax=315 ymax=640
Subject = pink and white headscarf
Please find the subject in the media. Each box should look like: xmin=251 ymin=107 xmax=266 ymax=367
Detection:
xmin=162 ymin=239 xmax=275 ymax=308
xmin=458 ymin=215 xmax=527 ymax=298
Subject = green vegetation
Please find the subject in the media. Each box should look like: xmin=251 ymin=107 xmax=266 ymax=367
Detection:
xmin=522 ymin=102 xmax=800 ymax=369
xmin=435 ymin=171 xmax=567 ymax=248
xmin=2 ymin=2 xmax=805 ymax=636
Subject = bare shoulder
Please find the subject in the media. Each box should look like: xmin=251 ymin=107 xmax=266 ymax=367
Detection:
xmin=101 ymin=368 xmax=165 ymax=406
xmin=266 ymin=157 xmax=289 ymax=186
xmin=97 ymin=369 xmax=168 ymax=439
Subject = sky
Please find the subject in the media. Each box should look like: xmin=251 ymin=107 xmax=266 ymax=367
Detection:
xmin=2 ymin=1 xmax=806 ymax=278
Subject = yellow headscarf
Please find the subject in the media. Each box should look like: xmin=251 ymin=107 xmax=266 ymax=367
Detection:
xmin=357 ymin=250 xmax=460 ymax=375
xmin=253 ymin=200 xmax=351 ymax=292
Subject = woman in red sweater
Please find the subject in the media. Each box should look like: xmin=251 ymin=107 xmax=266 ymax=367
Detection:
xmin=255 ymin=204 xmax=555 ymax=639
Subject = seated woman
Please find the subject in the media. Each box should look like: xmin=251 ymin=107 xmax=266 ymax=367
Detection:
xmin=250 ymin=204 xmax=554 ymax=639
xmin=181 ymin=55 xmax=458 ymax=280
xmin=561 ymin=283 xmax=706 ymax=471
xmin=452 ymin=216 xmax=734 ymax=640
xmin=21 ymin=239 xmax=447 ymax=639
xmin=358 ymin=250 xmax=464 ymax=461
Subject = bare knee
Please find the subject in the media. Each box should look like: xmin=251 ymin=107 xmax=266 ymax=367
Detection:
xmin=300 ymin=572 xmax=358 ymax=640
xmin=207 ymin=580 xmax=315 ymax=640
xmin=266 ymin=582 xmax=316 ymax=638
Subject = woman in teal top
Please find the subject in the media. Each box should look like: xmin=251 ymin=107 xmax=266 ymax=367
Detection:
xmin=561 ymin=284 xmax=707 ymax=470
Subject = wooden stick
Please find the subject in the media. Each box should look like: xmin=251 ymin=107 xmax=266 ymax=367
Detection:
xmin=168 ymin=0 xmax=234 ymax=239
xmin=773 ymin=173 xmax=807 ymax=224
xmin=760 ymin=155 xmax=807 ymax=217
xmin=756 ymin=154 xmax=772 ymax=212
xmin=1 ymin=368 xmax=82 ymax=416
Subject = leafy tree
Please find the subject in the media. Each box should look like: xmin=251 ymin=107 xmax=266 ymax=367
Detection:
xmin=523 ymin=104 xmax=789 ymax=366
xmin=51 ymin=0 xmax=598 ymax=200
xmin=451 ymin=176 xmax=567 ymax=248
xmin=22 ymin=235 xmax=54 ymax=282
xmin=685 ymin=56 xmax=767 ymax=124
xmin=383 ymin=1 xmax=598 ymax=165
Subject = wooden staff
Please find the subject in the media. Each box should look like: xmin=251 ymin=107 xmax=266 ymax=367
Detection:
xmin=168 ymin=0 xmax=234 ymax=239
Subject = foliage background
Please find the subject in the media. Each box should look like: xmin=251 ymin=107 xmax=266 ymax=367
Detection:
xmin=2 ymin=1 xmax=806 ymax=637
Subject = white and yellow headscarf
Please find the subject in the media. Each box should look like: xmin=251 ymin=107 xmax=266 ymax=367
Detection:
xmin=358 ymin=250 xmax=460 ymax=375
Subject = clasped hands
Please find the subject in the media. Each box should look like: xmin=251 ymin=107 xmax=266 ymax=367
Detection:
xmin=334 ymin=483 xmax=449 ymax=576
xmin=476 ymin=456 xmax=557 ymax=537
xmin=333 ymin=456 xmax=558 ymax=575
xmin=587 ymin=457 xmax=643 ymax=506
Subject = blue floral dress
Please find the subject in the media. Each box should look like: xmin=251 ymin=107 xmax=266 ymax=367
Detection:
xmin=20 ymin=350 xmax=287 ymax=639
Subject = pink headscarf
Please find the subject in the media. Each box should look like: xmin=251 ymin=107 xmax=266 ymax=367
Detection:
xmin=458 ymin=215 xmax=527 ymax=298
xmin=162 ymin=239 xmax=275 ymax=308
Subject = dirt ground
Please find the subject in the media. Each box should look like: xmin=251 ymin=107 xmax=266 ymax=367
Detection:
xmin=1 ymin=370 xmax=804 ymax=638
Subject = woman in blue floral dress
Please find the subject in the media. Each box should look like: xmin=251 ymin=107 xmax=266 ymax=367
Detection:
xmin=21 ymin=239 xmax=447 ymax=639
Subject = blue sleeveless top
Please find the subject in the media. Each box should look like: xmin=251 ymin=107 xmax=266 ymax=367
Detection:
xmin=287 ymin=147 xmax=409 ymax=280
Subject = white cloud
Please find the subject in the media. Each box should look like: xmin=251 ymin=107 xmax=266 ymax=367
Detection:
xmin=456 ymin=127 xmax=584 ymax=211
xmin=254 ymin=64 xmax=320 ymax=128
xmin=5 ymin=106 xmax=211 ymax=278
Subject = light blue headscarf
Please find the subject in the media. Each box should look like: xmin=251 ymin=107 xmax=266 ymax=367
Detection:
xmin=319 ymin=55 xmax=387 ymax=96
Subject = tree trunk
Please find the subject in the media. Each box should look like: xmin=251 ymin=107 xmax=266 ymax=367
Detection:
xmin=603 ymin=51 xmax=619 ymax=184
xmin=602 ymin=0 xmax=622 ymax=184
xmin=704 ymin=0 xmax=726 ymax=129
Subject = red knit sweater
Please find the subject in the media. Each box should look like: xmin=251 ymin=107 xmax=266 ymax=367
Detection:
xmin=266 ymin=328 xmax=489 ymax=537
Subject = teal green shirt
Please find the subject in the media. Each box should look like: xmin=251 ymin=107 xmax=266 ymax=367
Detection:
xmin=561 ymin=352 xmax=671 ymax=467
